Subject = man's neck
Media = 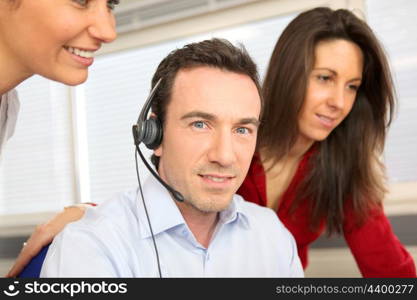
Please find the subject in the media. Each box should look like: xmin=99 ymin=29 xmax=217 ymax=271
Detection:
xmin=175 ymin=201 xmax=219 ymax=249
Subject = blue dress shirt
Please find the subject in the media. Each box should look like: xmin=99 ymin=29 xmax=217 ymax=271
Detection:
xmin=41 ymin=175 xmax=303 ymax=277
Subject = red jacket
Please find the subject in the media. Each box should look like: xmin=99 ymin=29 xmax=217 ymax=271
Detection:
xmin=237 ymin=150 xmax=416 ymax=277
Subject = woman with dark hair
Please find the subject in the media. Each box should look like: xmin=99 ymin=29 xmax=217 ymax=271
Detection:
xmin=237 ymin=7 xmax=415 ymax=277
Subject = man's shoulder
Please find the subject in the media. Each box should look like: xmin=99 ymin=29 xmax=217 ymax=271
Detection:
xmin=43 ymin=189 xmax=141 ymax=276
xmin=65 ymin=189 xmax=139 ymax=236
xmin=234 ymin=194 xmax=292 ymax=237
xmin=235 ymin=194 xmax=278 ymax=222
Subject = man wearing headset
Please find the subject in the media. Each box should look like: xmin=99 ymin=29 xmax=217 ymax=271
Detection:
xmin=39 ymin=38 xmax=303 ymax=277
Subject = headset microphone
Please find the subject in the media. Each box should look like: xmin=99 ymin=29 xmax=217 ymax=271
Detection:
xmin=132 ymin=78 xmax=185 ymax=203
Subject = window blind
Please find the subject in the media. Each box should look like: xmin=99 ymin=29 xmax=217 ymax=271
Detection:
xmin=0 ymin=77 xmax=75 ymax=215
xmin=367 ymin=0 xmax=417 ymax=182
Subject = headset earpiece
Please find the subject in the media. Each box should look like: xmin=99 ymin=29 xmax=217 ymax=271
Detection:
xmin=133 ymin=78 xmax=163 ymax=149
xmin=142 ymin=117 xmax=163 ymax=150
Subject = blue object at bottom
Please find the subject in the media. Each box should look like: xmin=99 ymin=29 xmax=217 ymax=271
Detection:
xmin=19 ymin=244 xmax=50 ymax=278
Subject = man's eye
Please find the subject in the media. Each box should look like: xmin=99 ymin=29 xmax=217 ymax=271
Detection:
xmin=236 ymin=127 xmax=250 ymax=135
xmin=192 ymin=121 xmax=207 ymax=129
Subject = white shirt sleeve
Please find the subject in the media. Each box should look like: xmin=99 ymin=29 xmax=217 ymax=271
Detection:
xmin=288 ymin=235 xmax=304 ymax=277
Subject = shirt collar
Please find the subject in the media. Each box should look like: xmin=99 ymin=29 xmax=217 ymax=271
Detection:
xmin=136 ymin=175 xmax=251 ymax=238
xmin=136 ymin=175 xmax=185 ymax=239
xmin=218 ymin=194 xmax=251 ymax=230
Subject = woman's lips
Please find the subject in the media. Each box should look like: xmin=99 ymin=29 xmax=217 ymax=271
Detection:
xmin=316 ymin=114 xmax=336 ymax=128
xmin=64 ymin=46 xmax=95 ymax=67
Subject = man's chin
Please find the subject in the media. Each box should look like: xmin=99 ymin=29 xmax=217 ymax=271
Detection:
xmin=182 ymin=191 xmax=232 ymax=213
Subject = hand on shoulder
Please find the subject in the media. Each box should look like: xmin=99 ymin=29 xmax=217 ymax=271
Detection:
xmin=5 ymin=203 xmax=93 ymax=277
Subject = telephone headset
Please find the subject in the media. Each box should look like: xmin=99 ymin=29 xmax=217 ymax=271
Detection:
xmin=131 ymin=77 xmax=185 ymax=278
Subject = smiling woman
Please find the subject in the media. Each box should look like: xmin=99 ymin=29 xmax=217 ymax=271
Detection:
xmin=0 ymin=0 xmax=117 ymax=92
xmin=237 ymin=7 xmax=416 ymax=277
xmin=0 ymin=0 xmax=118 ymax=157
xmin=298 ymin=39 xmax=363 ymax=143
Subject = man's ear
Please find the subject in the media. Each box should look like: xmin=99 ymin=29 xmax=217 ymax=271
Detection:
xmin=154 ymin=144 xmax=162 ymax=157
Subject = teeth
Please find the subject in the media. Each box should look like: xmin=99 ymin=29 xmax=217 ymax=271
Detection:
xmin=318 ymin=115 xmax=332 ymax=122
xmin=65 ymin=46 xmax=94 ymax=58
xmin=205 ymin=175 xmax=227 ymax=182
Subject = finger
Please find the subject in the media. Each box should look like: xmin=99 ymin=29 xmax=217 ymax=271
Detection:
xmin=5 ymin=239 xmax=41 ymax=278
xmin=6 ymin=249 xmax=33 ymax=277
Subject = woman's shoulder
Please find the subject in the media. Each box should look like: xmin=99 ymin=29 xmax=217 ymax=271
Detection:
xmin=0 ymin=89 xmax=20 ymax=156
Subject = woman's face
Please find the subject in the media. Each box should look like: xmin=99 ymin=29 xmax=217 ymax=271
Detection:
xmin=298 ymin=39 xmax=364 ymax=144
xmin=0 ymin=0 xmax=117 ymax=85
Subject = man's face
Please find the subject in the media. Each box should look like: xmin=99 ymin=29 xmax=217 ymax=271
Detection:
xmin=155 ymin=66 xmax=261 ymax=213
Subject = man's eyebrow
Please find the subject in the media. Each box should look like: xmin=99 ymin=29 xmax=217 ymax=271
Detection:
xmin=239 ymin=118 xmax=260 ymax=127
xmin=181 ymin=111 xmax=216 ymax=121
xmin=180 ymin=111 xmax=259 ymax=127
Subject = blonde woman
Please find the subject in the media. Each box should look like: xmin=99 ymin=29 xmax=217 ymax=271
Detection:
xmin=0 ymin=0 xmax=118 ymax=157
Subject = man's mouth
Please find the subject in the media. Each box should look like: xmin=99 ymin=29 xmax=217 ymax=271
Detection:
xmin=199 ymin=174 xmax=235 ymax=183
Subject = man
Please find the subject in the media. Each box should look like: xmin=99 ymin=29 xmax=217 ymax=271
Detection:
xmin=40 ymin=38 xmax=303 ymax=277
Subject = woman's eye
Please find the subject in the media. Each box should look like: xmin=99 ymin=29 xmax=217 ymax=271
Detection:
xmin=317 ymin=74 xmax=331 ymax=82
xmin=107 ymin=0 xmax=119 ymax=10
xmin=72 ymin=0 xmax=88 ymax=7
xmin=72 ymin=0 xmax=119 ymax=10
xmin=348 ymin=84 xmax=360 ymax=92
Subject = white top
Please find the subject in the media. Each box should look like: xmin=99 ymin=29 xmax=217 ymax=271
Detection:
xmin=0 ymin=89 xmax=20 ymax=159
xmin=41 ymin=175 xmax=304 ymax=278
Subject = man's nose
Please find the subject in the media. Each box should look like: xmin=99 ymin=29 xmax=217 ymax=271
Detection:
xmin=207 ymin=130 xmax=237 ymax=168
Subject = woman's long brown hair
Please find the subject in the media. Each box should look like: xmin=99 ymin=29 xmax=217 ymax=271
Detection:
xmin=259 ymin=7 xmax=395 ymax=234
